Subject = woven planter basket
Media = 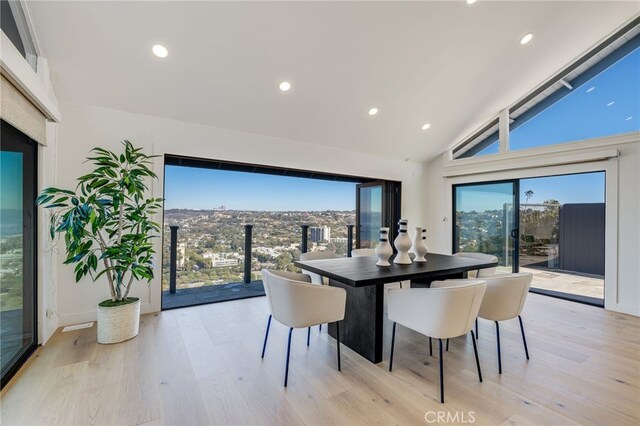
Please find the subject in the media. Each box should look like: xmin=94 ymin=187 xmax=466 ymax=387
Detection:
xmin=97 ymin=299 xmax=141 ymax=344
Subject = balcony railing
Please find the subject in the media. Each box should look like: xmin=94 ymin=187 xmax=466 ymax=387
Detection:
xmin=167 ymin=223 xmax=355 ymax=294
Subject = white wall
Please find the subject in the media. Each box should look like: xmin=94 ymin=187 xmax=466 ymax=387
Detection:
xmin=53 ymin=102 xmax=426 ymax=326
xmin=423 ymin=136 xmax=640 ymax=316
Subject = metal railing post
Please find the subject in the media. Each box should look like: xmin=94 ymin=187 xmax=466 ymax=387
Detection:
xmin=244 ymin=224 xmax=253 ymax=283
xmin=347 ymin=224 xmax=354 ymax=257
xmin=169 ymin=225 xmax=179 ymax=294
xmin=301 ymin=225 xmax=309 ymax=253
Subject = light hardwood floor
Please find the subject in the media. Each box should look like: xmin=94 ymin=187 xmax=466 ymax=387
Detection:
xmin=1 ymin=292 xmax=639 ymax=425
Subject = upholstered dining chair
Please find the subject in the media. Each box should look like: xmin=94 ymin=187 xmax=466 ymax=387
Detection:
xmin=261 ymin=269 xmax=346 ymax=387
xmin=453 ymin=252 xmax=499 ymax=278
xmin=431 ymin=272 xmax=533 ymax=374
xmin=387 ymin=280 xmax=486 ymax=403
xmin=299 ymin=250 xmax=341 ymax=331
xmin=351 ymin=248 xmax=376 ymax=257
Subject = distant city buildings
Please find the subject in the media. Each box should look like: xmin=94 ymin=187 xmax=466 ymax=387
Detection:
xmin=310 ymin=226 xmax=331 ymax=243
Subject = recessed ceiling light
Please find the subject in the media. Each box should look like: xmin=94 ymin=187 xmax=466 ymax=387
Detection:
xmin=466 ymin=0 xmax=478 ymax=4
xmin=279 ymin=81 xmax=291 ymax=91
xmin=421 ymin=123 xmax=431 ymax=130
xmin=368 ymin=107 xmax=378 ymax=116
xmin=520 ymin=33 xmax=533 ymax=45
xmin=152 ymin=44 xmax=168 ymax=58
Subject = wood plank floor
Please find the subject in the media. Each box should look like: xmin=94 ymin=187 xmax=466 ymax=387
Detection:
xmin=1 ymin=292 xmax=639 ymax=425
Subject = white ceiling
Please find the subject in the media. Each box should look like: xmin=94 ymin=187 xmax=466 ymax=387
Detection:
xmin=29 ymin=1 xmax=639 ymax=161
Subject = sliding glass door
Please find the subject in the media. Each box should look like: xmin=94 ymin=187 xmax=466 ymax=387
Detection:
xmin=453 ymin=180 xmax=519 ymax=271
xmin=356 ymin=182 xmax=385 ymax=249
xmin=1 ymin=120 xmax=38 ymax=388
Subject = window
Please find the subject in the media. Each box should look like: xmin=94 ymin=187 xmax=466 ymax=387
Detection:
xmin=451 ymin=20 xmax=640 ymax=159
xmin=0 ymin=0 xmax=38 ymax=71
xmin=453 ymin=118 xmax=499 ymax=159
xmin=510 ymin=45 xmax=639 ymax=150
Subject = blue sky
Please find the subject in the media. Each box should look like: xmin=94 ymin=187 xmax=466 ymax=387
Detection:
xmin=476 ymin=46 xmax=639 ymax=156
xmin=164 ymin=165 xmax=356 ymax=210
xmin=456 ymin=172 xmax=605 ymax=212
xmin=1 ymin=152 xmax=23 ymax=210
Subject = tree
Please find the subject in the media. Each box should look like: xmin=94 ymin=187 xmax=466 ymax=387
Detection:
xmin=524 ymin=190 xmax=534 ymax=205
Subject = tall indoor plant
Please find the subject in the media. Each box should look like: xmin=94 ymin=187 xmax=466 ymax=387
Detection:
xmin=37 ymin=140 xmax=162 ymax=343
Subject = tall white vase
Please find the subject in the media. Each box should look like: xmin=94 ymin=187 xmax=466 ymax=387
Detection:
xmin=411 ymin=227 xmax=428 ymax=263
xmin=393 ymin=219 xmax=412 ymax=264
xmin=375 ymin=227 xmax=393 ymax=266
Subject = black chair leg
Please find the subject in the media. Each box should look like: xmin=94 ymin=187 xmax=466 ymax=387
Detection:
xmin=429 ymin=337 xmax=433 ymax=356
xmin=518 ymin=315 xmax=530 ymax=360
xmin=446 ymin=338 xmax=450 ymax=351
xmin=389 ymin=322 xmax=397 ymax=372
xmin=336 ymin=321 xmax=342 ymax=372
xmin=307 ymin=327 xmax=311 ymax=347
xmin=495 ymin=321 xmax=502 ymax=374
xmin=470 ymin=330 xmax=482 ymax=382
xmin=475 ymin=318 xmax=479 ymax=339
xmin=284 ymin=327 xmax=293 ymax=387
xmin=261 ymin=314 xmax=272 ymax=358
xmin=319 ymin=324 xmax=322 ymax=332
xmin=439 ymin=338 xmax=445 ymax=403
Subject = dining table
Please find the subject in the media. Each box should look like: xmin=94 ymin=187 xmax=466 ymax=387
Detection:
xmin=294 ymin=252 xmax=498 ymax=364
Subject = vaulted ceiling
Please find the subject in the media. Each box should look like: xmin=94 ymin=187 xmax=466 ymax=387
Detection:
xmin=29 ymin=1 xmax=638 ymax=161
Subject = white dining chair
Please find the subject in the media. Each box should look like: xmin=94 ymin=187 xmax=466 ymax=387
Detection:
xmin=431 ymin=272 xmax=533 ymax=374
xmin=352 ymin=248 xmax=406 ymax=288
xmin=387 ymin=281 xmax=486 ymax=403
xmin=299 ymin=250 xmax=341 ymax=331
xmin=454 ymin=252 xmax=498 ymax=278
xmin=261 ymin=269 xmax=347 ymax=387
xmin=351 ymin=248 xmax=375 ymax=257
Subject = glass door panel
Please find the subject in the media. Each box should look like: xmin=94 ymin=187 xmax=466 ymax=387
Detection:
xmin=356 ymin=182 xmax=384 ymax=249
xmin=1 ymin=121 xmax=37 ymax=388
xmin=453 ymin=181 xmax=519 ymax=272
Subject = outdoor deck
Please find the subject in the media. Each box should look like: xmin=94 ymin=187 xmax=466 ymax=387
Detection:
xmin=162 ymin=281 xmax=265 ymax=310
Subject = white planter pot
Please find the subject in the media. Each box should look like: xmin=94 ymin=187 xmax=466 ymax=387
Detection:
xmin=97 ymin=298 xmax=141 ymax=344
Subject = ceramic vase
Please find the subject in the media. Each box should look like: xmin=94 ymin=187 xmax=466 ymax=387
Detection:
xmin=393 ymin=219 xmax=412 ymax=264
xmin=375 ymin=227 xmax=393 ymax=266
xmin=411 ymin=227 xmax=428 ymax=263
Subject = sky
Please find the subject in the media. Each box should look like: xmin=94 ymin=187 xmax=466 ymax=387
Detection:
xmin=475 ymin=46 xmax=639 ymax=156
xmin=456 ymin=172 xmax=605 ymax=212
xmin=0 ymin=151 xmax=23 ymax=210
xmin=164 ymin=165 xmax=356 ymax=211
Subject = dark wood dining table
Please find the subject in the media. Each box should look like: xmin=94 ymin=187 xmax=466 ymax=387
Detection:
xmin=294 ymin=252 xmax=498 ymax=364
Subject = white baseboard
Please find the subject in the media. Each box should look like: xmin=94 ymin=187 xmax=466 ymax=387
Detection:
xmin=56 ymin=303 xmax=158 ymax=327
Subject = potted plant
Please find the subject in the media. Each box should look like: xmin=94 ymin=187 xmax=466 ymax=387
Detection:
xmin=37 ymin=140 xmax=162 ymax=344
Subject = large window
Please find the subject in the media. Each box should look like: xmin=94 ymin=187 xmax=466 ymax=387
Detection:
xmin=0 ymin=0 xmax=38 ymax=71
xmin=1 ymin=121 xmax=38 ymax=389
xmin=452 ymin=22 xmax=640 ymax=159
xmin=510 ymin=46 xmax=639 ymax=150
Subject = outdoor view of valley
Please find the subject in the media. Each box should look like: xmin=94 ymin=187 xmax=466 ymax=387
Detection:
xmin=162 ymin=209 xmax=355 ymax=291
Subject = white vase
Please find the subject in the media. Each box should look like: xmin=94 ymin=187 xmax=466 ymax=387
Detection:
xmin=375 ymin=227 xmax=393 ymax=266
xmin=393 ymin=219 xmax=412 ymax=264
xmin=411 ymin=227 xmax=428 ymax=263
xmin=97 ymin=298 xmax=141 ymax=344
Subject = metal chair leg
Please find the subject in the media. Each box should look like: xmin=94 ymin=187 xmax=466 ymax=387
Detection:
xmin=439 ymin=338 xmax=445 ymax=403
xmin=389 ymin=322 xmax=397 ymax=372
xmin=307 ymin=327 xmax=311 ymax=347
xmin=284 ymin=327 xmax=293 ymax=387
xmin=495 ymin=321 xmax=502 ymax=374
xmin=261 ymin=314 xmax=272 ymax=358
xmin=518 ymin=315 xmax=530 ymax=360
xmin=336 ymin=321 xmax=342 ymax=372
xmin=475 ymin=318 xmax=479 ymax=339
xmin=429 ymin=337 xmax=433 ymax=356
xmin=470 ymin=330 xmax=482 ymax=382
xmin=446 ymin=338 xmax=450 ymax=351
